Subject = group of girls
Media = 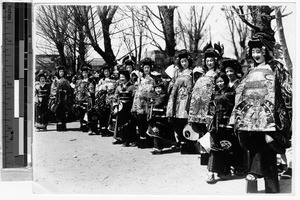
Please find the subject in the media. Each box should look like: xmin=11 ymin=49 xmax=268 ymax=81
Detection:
xmin=34 ymin=30 xmax=292 ymax=193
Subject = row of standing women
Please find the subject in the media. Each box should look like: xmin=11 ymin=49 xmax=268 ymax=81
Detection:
xmin=34 ymin=30 xmax=292 ymax=192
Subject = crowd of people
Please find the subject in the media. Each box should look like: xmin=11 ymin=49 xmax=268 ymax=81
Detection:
xmin=34 ymin=31 xmax=292 ymax=193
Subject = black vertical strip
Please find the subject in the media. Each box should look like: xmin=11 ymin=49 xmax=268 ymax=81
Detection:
xmin=19 ymin=3 xmax=24 ymax=40
xmin=14 ymin=3 xmax=19 ymax=80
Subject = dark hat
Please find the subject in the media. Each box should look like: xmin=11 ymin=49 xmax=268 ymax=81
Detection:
xmin=56 ymin=66 xmax=66 ymax=71
xmin=124 ymin=59 xmax=135 ymax=66
xmin=177 ymin=49 xmax=190 ymax=60
xmin=140 ymin=57 xmax=154 ymax=66
xmin=81 ymin=66 xmax=90 ymax=72
xmin=122 ymin=55 xmax=136 ymax=65
xmin=119 ymin=70 xmax=130 ymax=81
xmin=153 ymin=81 xmax=164 ymax=90
xmin=37 ymin=70 xmax=47 ymax=79
xmin=204 ymin=48 xmax=220 ymax=59
xmin=248 ymin=32 xmax=275 ymax=52
xmin=101 ymin=64 xmax=111 ymax=71
xmin=140 ymin=57 xmax=154 ymax=71
xmin=220 ymin=58 xmax=241 ymax=74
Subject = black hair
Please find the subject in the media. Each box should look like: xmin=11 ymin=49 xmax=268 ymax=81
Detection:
xmin=215 ymin=72 xmax=229 ymax=87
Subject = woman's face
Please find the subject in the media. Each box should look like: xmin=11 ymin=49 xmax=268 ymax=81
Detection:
xmin=88 ymin=84 xmax=95 ymax=93
xmin=82 ymin=71 xmax=88 ymax=79
xmin=206 ymin=57 xmax=215 ymax=70
xmin=225 ymin=67 xmax=236 ymax=81
xmin=154 ymin=86 xmax=162 ymax=94
xmin=126 ymin=65 xmax=133 ymax=73
xmin=40 ymin=76 xmax=46 ymax=83
xmin=143 ymin=65 xmax=151 ymax=75
xmin=216 ymin=77 xmax=225 ymax=90
xmin=103 ymin=69 xmax=110 ymax=78
xmin=251 ymin=47 xmax=266 ymax=64
xmin=180 ymin=58 xmax=189 ymax=69
xmin=59 ymin=70 xmax=65 ymax=77
xmin=119 ymin=74 xmax=128 ymax=84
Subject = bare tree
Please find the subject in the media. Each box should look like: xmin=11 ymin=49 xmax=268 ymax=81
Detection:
xmin=116 ymin=6 xmax=150 ymax=62
xmin=177 ymin=6 xmax=213 ymax=54
xmin=36 ymin=5 xmax=70 ymax=68
xmin=81 ymin=5 xmax=118 ymax=66
xmin=222 ymin=6 xmax=250 ymax=60
xmin=143 ymin=6 xmax=177 ymax=59
xmin=275 ymin=6 xmax=293 ymax=76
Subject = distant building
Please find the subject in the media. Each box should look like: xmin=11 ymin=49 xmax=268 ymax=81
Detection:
xmin=89 ymin=58 xmax=105 ymax=71
xmin=143 ymin=50 xmax=166 ymax=66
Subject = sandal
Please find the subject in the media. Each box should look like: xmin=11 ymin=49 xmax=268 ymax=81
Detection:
xmin=206 ymin=173 xmax=216 ymax=184
xmin=246 ymin=174 xmax=257 ymax=181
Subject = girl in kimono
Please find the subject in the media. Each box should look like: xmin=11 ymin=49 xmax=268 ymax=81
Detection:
xmin=95 ymin=65 xmax=115 ymax=95
xmin=229 ymin=32 xmax=292 ymax=193
xmin=50 ymin=66 xmax=73 ymax=131
xmin=131 ymin=57 xmax=155 ymax=148
xmin=35 ymin=72 xmax=51 ymax=130
xmin=166 ymin=50 xmax=193 ymax=149
xmin=112 ymin=70 xmax=136 ymax=146
xmin=221 ymin=58 xmax=242 ymax=90
xmin=205 ymin=73 xmax=243 ymax=183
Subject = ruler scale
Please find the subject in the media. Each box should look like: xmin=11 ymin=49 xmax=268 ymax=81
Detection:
xmin=2 ymin=2 xmax=32 ymax=168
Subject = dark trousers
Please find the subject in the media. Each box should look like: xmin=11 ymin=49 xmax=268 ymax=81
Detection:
xmin=238 ymin=131 xmax=279 ymax=193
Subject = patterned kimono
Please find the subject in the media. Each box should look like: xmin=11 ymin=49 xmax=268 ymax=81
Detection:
xmin=188 ymin=70 xmax=217 ymax=124
xmin=229 ymin=60 xmax=292 ymax=189
xmin=50 ymin=77 xmax=73 ymax=130
xmin=74 ymin=79 xmax=91 ymax=129
xmin=131 ymin=76 xmax=155 ymax=114
xmin=166 ymin=69 xmax=193 ymax=119
xmin=113 ymin=81 xmax=136 ymax=143
xmin=230 ymin=60 xmax=292 ymax=142
xmin=35 ymin=81 xmax=51 ymax=129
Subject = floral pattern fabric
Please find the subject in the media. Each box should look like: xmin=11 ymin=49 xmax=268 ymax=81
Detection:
xmin=166 ymin=69 xmax=193 ymax=119
xmin=188 ymin=70 xmax=217 ymax=123
xmin=131 ymin=76 xmax=155 ymax=115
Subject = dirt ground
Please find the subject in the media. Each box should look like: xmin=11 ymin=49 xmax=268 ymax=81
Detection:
xmin=25 ymin=121 xmax=291 ymax=196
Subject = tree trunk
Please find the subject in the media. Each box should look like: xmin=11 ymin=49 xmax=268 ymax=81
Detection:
xmin=158 ymin=6 xmax=176 ymax=57
xmin=275 ymin=7 xmax=293 ymax=76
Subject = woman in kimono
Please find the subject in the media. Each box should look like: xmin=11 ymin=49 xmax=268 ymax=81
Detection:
xmin=35 ymin=72 xmax=51 ymax=130
xmin=166 ymin=50 xmax=193 ymax=149
xmin=229 ymin=31 xmax=292 ymax=193
xmin=49 ymin=66 xmax=73 ymax=131
xmin=112 ymin=70 xmax=136 ymax=146
xmin=221 ymin=58 xmax=248 ymax=176
xmin=131 ymin=58 xmax=155 ymax=148
xmin=74 ymin=66 xmax=93 ymax=131
xmin=188 ymin=45 xmax=221 ymax=142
